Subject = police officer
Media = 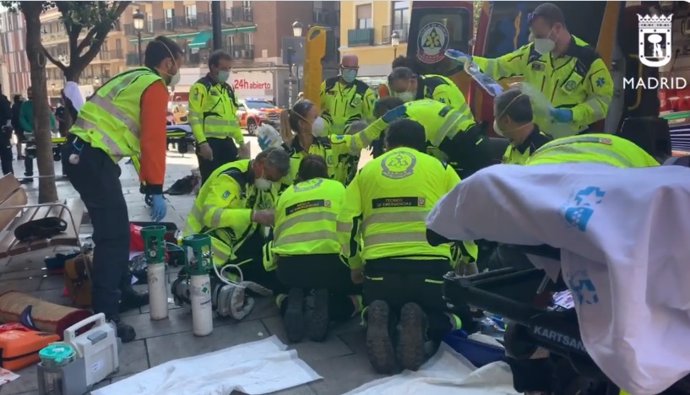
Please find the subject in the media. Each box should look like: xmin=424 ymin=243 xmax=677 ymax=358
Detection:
xmin=526 ymin=133 xmax=660 ymax=167
xmin=184 ymin=147 xmax=290 ymax=289
xmin=189 ymin=50 xmax=248 ymax=184
xmin=494 ymin=88 xmax=553 ymax=165
xmin=371 ymin=97 xmax=493 ymax=179
xmin=63 ymin=36 xmax=183 ymax=343
xmin=337 ymin=119 xmax=464 ymax=374
xmin=463 ymin=3 xmax=613 ymax=135
xmin=265 ymin=155 xmax=361 ymax=343
xmin=279 ymin=99 xmax=386 ymax=185
xmin=320 ymin=54 xmax=377 ymax=135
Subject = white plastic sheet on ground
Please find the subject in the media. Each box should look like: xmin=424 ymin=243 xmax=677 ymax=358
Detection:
xmin=91 ymin=336 xmax=321 ymax=395
xmin=344 ymin=343 xmax=518 ymax=395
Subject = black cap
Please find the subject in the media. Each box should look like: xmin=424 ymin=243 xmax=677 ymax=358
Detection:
xmin=528 ymin=3 xmax=566 ymax=26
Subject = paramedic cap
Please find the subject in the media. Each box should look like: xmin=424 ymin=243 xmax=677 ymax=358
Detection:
xmin=528 ymin=3 xmax=566 ymax=26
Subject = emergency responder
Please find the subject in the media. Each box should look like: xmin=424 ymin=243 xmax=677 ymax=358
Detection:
xmin=278 ymin=99 xmax=386 ymax=185
xmin=62 ymin=36 xmax=183 ymax=343
xmin=320 ymin=54 xmax=377 ymax=135
xmin=184 ymin=147 xmax=290 ymax=289
xmin=377 ymin=56 xmax=421 ymax=99
xmin=458 ymin=2 xmax=613 ymax=135
xmin=370 ymin=97 xmax=493 ymax=179
xmin=265 ymin=155 xmax=361 ymax=343
xmin=387 ymin=67 xmax=471 ymax=114
xmin=189 ymin=50 xmax=248 ymax=184
xmin=494 ymin=88 xmax=553 ymax=164
xmin=526 ymin=133 xmax=660 ymax=167
xmin=337 ymin=119 xmax=464 ymax=374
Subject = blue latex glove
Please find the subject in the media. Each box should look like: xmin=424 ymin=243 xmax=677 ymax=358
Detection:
xmin=382 ymin=105 xmax=407 ymax=123
xmin=550 ymin=108 xmax=573 ymax=123
xmin=150 ymin=194 xmax=167 ymax=222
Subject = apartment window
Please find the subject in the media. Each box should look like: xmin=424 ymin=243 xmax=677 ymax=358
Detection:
xmin=392 ymin=1 xmax=409 ymax=30
xmin=356 ymin=4 xmax=372 ymax=29
xmin=147 ymin=14 xmax=153 ymax=33
xmin=185 ymin=5 xmax=197 ymax=23
xmin=165 ymin=8 xmax=175 ymax=30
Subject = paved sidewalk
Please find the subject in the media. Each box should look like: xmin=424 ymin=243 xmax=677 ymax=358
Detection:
xmin=0 ymin=140 xmax=381 ymax=395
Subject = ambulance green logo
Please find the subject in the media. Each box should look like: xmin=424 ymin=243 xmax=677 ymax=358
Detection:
xmin=417 ymin=22 xmax=449 ymax=65
xmin=381 ymin=151 xmax=416 ymax=179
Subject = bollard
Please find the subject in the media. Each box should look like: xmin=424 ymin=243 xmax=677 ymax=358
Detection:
xmin=142 ymin=225 xmax=168 ymax=320
xmin=182 ymin=234 xmax=213 ymax=336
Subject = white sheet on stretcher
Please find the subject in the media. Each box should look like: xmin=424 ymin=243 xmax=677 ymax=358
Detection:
xmin=426 ymin=163 xmax=690 ymax=395
xmin=91 ymin=336 xmax=321 ymax=395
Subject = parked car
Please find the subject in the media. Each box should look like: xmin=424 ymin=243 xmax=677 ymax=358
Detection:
xmin=236 ymin=98 xmax=281 ymax=135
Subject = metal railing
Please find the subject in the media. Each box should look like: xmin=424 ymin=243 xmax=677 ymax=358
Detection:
xmin=230 ymin=7 xmax=253 ymax=23
xmin=126 ymin=52 xmax=140 ymax=66
xmin=228 ymin=44 xmax=255 ymax=60
xmin=348 ymin=28 xmax=375 ymax=47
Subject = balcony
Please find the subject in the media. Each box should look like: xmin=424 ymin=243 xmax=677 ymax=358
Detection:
xmin=126 ymin=52 xmax=141 ymax=66
xmin=185 ymin=12 xmax=211 ymax=28
xmin=228 ymin=44 xmax=255 ymax=60
xmin=347 ymin=28 xmax=374 ymax=47
xmin=381 ymin=24 xmax=409 ymax=45
xmin=229 ymin=7 xmax=253 ymax=23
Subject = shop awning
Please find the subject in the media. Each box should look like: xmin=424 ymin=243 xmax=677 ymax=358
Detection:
xmin=129 ymin=25 xmax=258 ymax=44
xmin=188 ymin=31 xmax=212 ymax=49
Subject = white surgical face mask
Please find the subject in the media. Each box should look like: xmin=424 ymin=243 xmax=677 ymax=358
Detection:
xmin=533 ymin=29 xmax=556 ymax=55
xmin=254 ymin=178 xmax=272 ymax=191
xmin=342 ymin=69 xmax=357 ymax=83
xmin=218 ymin=70 xmax=230 ymax=82
xmin=168 ymin=69 xmax=181 ymax=87
xmin=311 ymin=116 xmax=327 ymax=137
xmin=493 ymin=119 xmax=506 ymax=138
xmin=396 ymin=91 xmax=415 ymax=103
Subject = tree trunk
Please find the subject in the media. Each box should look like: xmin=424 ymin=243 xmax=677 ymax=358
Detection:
xmin=22 ymin=3 xmax=58 ymax=203
xmin=63 ymin=67 xmax=82 ymax=83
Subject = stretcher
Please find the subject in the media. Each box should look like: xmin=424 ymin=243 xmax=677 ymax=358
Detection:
xmin=166 ymin=124 xmax=196 ymax=154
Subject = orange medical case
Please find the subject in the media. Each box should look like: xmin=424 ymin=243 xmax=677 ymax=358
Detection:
xmin=0 ymin=324 xmax=60 ymax=371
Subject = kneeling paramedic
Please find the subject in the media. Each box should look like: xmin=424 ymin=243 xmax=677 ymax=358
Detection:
xmin=337 ymin=119 xmax=467 ymax=374
xmin=62 ymin=36 xmax=183 ymax=343
xmin=184 ymin=147 xmax=291 ymax=293
xmin=264 ymin=155 xmax=362 ymax=343
xmin=369 ymin=97 xmax=493 ymax=179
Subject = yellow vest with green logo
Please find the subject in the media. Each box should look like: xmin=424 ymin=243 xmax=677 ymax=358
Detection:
xmin=186 ymin=159 xmax=277 ymax=266
xmin=420 ymin=74 xmax=473 ymax=123
xmin=271 ymin=178 xmax=345 ymax=259
xmin=473 ymin=35 xmax=613 ymax=135
xmin=526 ymin=134 xmax=659 ymax=168
xmin=401 ymin=99 xmax=477 ymax=161
xmin=70 ymin=67 xmax=163 ymax=163
xmin=188 ymin=76 xmax=243 ymax=143
xmin=337 ymin=147 xmax=461 ymax=265
xmin=320 ymin=77 xmax=377 ymax=135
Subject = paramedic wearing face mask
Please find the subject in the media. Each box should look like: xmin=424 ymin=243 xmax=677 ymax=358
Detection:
xmin=468 ymin=2 xmax=613 ymax=136
xmin=63 ymin=36 xmax=184 ymax=343
xmin=184 ymin=147 xmax=291 ymax=290
xmin=494 ymin=88 xmax=553 ymax=165
xmin=189 ymin=50 xmax=249 ymax=184
xmin=320 ymin=54 xmax=377 ymax=135
xmin=387 ymin=67 xmax=472 ymax=116
xmin=278 ymin=99 xmax=386 ymax=185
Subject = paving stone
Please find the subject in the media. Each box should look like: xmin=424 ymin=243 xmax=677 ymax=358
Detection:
xmin=261 ymin=316 xmax=354 ymax=363
xmin=0 ymin=277 xmax=43 ymax=293
xmin=336 ymin=327 xmax=369 ymax=357
xmin=0 ymin=268 xmax=46 ymax=281
xmin=120 ymin=305 xmax=194 ymax=339
xmin=241 ymin=295 xmax=280 ymax=322
xmin=114 ymin=339 xmax=149 ymax=377
xmin=1 ymin=364 xmax=38 ymax=394
xmin=308 ymin=353 xmax=384 ymax=395
xmin=38 ymin=274 xmax=65 ymax=291
xmin=145 ymin=319 xmax=267 ymax=366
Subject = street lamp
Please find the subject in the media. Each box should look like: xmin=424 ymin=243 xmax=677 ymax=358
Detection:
xmin=286 ymin=21 xmax=303 ymax=108
xmin=391 ymin=31 xmax=400 ymax=59
xmin=292 ymin=21 xmax=303 ymax=38
xmin=133 ymin=9 xmax=145 ymax=66
xmin=94 ymin=76 xmax=101 ymax=87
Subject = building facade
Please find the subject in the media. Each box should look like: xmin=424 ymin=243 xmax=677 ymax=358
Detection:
xmin=339 ymin=0 xmax=410 ymax=86
xmin=0 ymin=9 xmax=30 ymax=97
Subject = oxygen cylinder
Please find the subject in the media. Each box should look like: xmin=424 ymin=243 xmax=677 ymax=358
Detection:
xmin=143 ymin=225 xmax=168 ymax=320
xmin=182 ymin=234 xmax=213 ymax=336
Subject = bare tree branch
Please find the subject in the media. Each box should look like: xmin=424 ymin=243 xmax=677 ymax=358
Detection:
xmin=41 ymin=46 xmax=67 ymax=71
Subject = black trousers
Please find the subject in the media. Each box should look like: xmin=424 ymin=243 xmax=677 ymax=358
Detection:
xmin=363 ymin=258 xmax=454 ymax=341
xmin=62 ymin=141 xmax=130 ymax=319
xmin=0 ymin=127 xmax=13 ymax=175
xmin=216 ymin=228 xmax=283 ymax=293
xmin=439 ymin=124 xmax=494 ymax=180
xmin=277 ymin=254 xmax=360 ymax=321
xmin=24 ymin=146 xmax=35 ymax=177
xmin=196 ymin=137 xmax=239 ymax=184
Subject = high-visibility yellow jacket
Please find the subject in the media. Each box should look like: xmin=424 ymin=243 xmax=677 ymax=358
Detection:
xmin=320 ymin=77 xmax=377 ymax=135
xmin=282 ymin=117 xmax=388 ymax=185
xmin=263 ymin=177 xmax=345 ymax=271
xmin=188 ymin=75 xmax=244 ymax=145
xmin=526 ymin=134 xmax=660 ymax=168
xmin=474 ymin=35 xmax=613 ymax=135
xmin=375 ymin=99 xmax=477 ymax=164
xmin=415 ymin=74 xmax=473 ymax=121
xmin=337 ymin=147 xmax=461 ymax=267
xmin=70 ymin=67 xmax=163 ymax=164
xmin=185 ymin=159 xmax=278 ymax=266
xmin=502 ymin=126 xmax=553 ymax=165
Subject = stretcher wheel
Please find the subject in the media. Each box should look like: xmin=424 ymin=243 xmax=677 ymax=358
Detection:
xmin=504 ymin=323 xmax=538 ymax=360
xmin=177 ymin=141 xmax=189 ymax=154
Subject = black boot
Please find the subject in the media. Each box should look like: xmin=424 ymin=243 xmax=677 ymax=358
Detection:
xmin=109 ymin=316 xmax=136 ymax=343
xmin=119 ymin=285 xmax=149 ymax=313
